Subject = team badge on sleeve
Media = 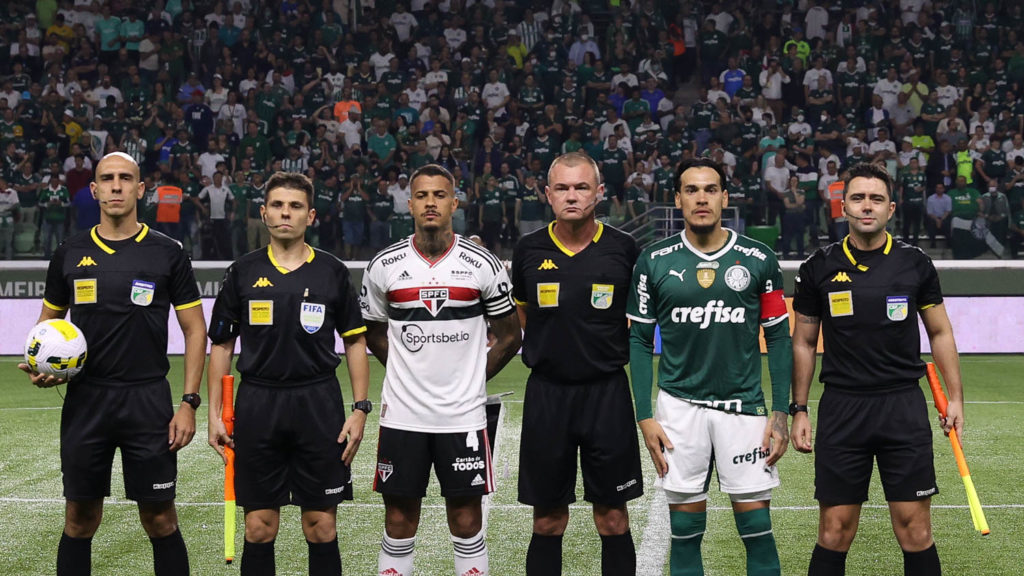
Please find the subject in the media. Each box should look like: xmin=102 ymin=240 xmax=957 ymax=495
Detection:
xmin=300 ymin=302 xmax=326 ymax=333
xmin=591 ymin=284 xmax=614 ymax=309
xmin=130 ymin=280 xmax=155 ymax=306
xmin=886 ymin=296 xmax=909 ymax=321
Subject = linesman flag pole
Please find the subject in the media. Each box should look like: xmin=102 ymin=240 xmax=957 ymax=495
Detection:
xmin=925 ymin=362 xmax=990 ymax=535
xmin=222 ymin=375 xmax=237 ymax=562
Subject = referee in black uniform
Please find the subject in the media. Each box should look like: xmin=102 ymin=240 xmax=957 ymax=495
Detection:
xmin=790 ymin=163 xmax=966 ymax=576
xmin=20 ymin=152 xmax=207 ymax=576
xmin=206 ymin=172 xmax=370 ymax=576
xmin=512 ymin=152 xmax=643 ymax=576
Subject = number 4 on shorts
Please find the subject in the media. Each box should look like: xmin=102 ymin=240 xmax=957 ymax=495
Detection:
xmin=466 ymin=431 xmax=480 ymax=452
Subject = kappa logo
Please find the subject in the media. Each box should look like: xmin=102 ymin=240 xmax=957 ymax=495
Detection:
xmin=252 ymin=277 xmax=274 ymax=288
xmin=831 ymin=271 xmax=852 ymax=283
xmin=668 ymin=269 xmax=686 ymax=283
xmin=76 ymin=256 xmax=97 ymax=267
xmin=537 ymin=258 xmax=558 ymax=270
xmin=471 ymin=474 xmax=485 ymax=486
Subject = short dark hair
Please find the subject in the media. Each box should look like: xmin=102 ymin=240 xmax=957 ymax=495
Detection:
xmin=675 ymin=158 xmax=728 ymax=193
xmin=265 ymin=171 xmax=314 ymax=206
xmin=843 ymin=163 xmax=894 ymax=200
xmin=410 ymin=163 xmax=456 ymax=189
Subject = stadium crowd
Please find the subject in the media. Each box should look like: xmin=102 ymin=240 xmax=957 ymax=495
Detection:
xmin=0 ymin=0 xmax=1023 ymax=261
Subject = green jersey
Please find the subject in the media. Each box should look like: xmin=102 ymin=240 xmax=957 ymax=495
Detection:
xmin=480 ymin=187 xmax=504 ymax=223
xmin=40 ymin=185 xmax=70 ymax=222
xmin=627 ymin=230 xmax=787 ymax=416
xmin=951 ymin=187 xmax=981 ymax=219
xmin=899 ymin=170 xmax=927 ymax=204
xmin=518 ymin=186 xmax=545 ymax=221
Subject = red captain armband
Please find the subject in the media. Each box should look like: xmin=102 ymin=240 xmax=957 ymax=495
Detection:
xmin=759 ymin=289 xmax=788 ymax=320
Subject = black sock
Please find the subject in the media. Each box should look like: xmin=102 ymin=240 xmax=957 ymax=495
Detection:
xmin=600 ymin=530 xmax=636 ymax=576
xmin=526 ymin=533 xmax=563 ymax=576
xmin=151 ymin=527 xmax=190 ymax=576
xmin=903 ymin=544 xmax=941 ymax=576
xmin=241 ymin=539 xmax=276 ymax=576
xmin=57 ymin=532 xmax=92 ymax=576
xmin=808 ymin=544 xmax=847 ymax=576
xmin=308 ymin=538 xmax=342 ymax=576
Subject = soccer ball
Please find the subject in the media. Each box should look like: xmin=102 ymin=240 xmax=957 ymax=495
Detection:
xmin=24 ymin=319 xmax=88 ymax=380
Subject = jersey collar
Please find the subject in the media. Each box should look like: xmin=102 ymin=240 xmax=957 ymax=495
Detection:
xmin=267 ymin=243 xmax=314 ymax=274
xmin=681 ymin=227 xmax=737 ymax=261
xmin=842 ymin=232 xmax=892 ymax=271
xmin=411 ymin=234 xmax=456 ymax=267
xmin=90 ymin=223 xmax=149 ymax=254
xmin=548 ymin=221 xmax=604 ymax=257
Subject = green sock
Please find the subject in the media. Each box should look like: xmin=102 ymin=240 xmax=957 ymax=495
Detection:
xmin=669 ymin=510 xmax=706 ymax=576
xmin=734 ymin=508 xmax=780 ymax=576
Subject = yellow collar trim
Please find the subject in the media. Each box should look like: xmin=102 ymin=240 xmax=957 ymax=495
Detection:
xmin=547 ymin=221 xmax=603 ymax=257
xmin=90 ymin=223 xmax=148 ymax=254
xmin=267 ymin=243 xmax=314 ymax=274
xmin=842 ymin=232 xmax=892 ymax=271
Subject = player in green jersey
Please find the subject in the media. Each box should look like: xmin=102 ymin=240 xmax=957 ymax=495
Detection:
xmin=627 ymin=158 xmax=793 ymax=576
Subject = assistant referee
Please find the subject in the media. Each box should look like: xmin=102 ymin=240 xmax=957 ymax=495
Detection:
xmin=512 ymin=152 xmax=643 ymax=576
xmin=206 ymin=172 xmax=370 ymax=576
xmin=791 ymin=163 xmax=966 ymax=576
xmin=20 ymin=152 xmax=207 ymax=576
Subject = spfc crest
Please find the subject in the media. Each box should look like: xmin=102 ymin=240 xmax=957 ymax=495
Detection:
xmin=696 ymin=262 xmax=719 ymax=289
xmin=130 ymin=279 xmax=155 ymax=306
xmin=886 ymin=296 xmax=909 ymax=321
xmin=591 ymin=284 xmax=614 ymax=309
xmin=420 ymin=288 xmax=449 ymax=316
xmin=377 ymin=462 xmax=393 ymax=483
xmin=300 ymin=302 xmax=326 ymax=333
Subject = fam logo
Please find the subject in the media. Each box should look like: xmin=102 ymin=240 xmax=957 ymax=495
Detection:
xmin=420 ymin=288 xmax=448 ymax=315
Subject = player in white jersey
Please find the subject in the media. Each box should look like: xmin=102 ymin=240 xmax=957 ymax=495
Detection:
xmin=362 ymin=164 xmax=522 ymax=576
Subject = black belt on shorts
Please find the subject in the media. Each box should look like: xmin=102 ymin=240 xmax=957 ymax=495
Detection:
xmin=822 ymin=380 xmax=920 ymax=395
xmin=241 ymin=373 xmax=337 ymax=388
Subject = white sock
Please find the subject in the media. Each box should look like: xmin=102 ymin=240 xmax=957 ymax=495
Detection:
xmin=451 ymin=530 xmax=487 ymax=576
xmin=378 ymin=534 xmax=415 ymax=576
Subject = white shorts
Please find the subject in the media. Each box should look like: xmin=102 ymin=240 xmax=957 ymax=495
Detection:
xmin=655 ymin=391 xmax=780 ymax=496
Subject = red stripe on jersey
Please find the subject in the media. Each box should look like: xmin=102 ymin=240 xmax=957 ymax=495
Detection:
xmin=760 ymin=289 xmax=787 ymax=319
xmin=387 ymin=286 xmax=482 ymax=303
xmin=483 ymin=429 xmax=495 ymax=493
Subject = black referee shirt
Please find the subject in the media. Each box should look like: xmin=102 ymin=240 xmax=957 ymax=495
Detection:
xmin=512 ymin=222 xmax=639 ymax=382
xmin=792 ymin=233 xmax=943 ymax=391
xmin=210 ymin=245 xmax=366 ymax=386
xmin=43 ymin=224 xmax=202 ymax=385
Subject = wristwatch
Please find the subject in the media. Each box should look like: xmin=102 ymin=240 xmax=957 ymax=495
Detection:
xmin=352 ymin=400 xmax=373 ymax=414
xmin=788 ymin=402 xmax=808 ymax=416
xmin=181 ymin=393 xmax=202 ymax=410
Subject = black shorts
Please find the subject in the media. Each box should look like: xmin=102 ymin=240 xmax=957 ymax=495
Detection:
xmin=814 ymin=385 xmax=938 ymax=505
xmin=373 ymin=427 xmax=494 ymax=499
xmin=234 ymin=378 xmax=352 ymax=509
xmin=60 ymin=379 xmax=177 ymax=502
xmin=518 ymin=370 xmax=644 ymax=507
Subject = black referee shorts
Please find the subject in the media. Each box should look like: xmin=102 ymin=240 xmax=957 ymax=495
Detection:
xmin=518 ymin=370 xmax=644 ymax=508
xmin=814 ymin=385 xmax=938 ymax=505
xmin=234 ymin=378 xmax=352 ymax=510
xmin=60 ymin=379 xmax=177 ymax=502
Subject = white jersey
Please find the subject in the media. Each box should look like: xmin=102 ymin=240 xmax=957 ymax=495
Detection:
xmin=361 ymin=235 xmax=514 ymax=433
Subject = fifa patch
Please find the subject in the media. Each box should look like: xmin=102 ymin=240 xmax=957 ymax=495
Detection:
xmin=248 ymin=300 xmax=274 ymax=325
xmin=74 ymin=278 xmax=97 ymax=305
xmin=377 ymin=462 xmax=394 ymax=483
xmin=828 ymin=290 xmax=854 ymax=317
xmin=537 ymin=282 xmax=559 ymax=308
xmin=696 ymin=261 xmax=719 ymax=289
xmin=130 ymin=279 xmax=156 ymax=306
xmin=591 ymin=284 xmax=614 ymax=309
xmin=300 ymin=302 xmax=326 ymax=334
xmin=886 ymin=296 xmax=909 ymax=321
xmin=724 ymin=265 xmax=751 ymax=291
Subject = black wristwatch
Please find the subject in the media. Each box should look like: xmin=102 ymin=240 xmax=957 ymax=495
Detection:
xmin=788 ymin=402 xmax=808 ymax=416
xmin=181 ymin=393 xmax=202 ymax=410
xmin=352 ymin=400 xmax=373 ymax=414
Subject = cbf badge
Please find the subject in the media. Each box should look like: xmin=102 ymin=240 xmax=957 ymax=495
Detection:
xmin=886 ymin=296 xmax=909 ymax=321
xmin=696 ymin=261 xmax=719 ymax=288
xmin=300 ymin=302 xmax=326 ymax=333
xmin=591 ymin=284 xmax=614 ymax=309
xmin=130 ymin=280 xmax=155 ymax=306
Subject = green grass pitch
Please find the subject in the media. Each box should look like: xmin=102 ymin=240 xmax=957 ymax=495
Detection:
xmin=1 ymin=355 xmax=1021 ymax=575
